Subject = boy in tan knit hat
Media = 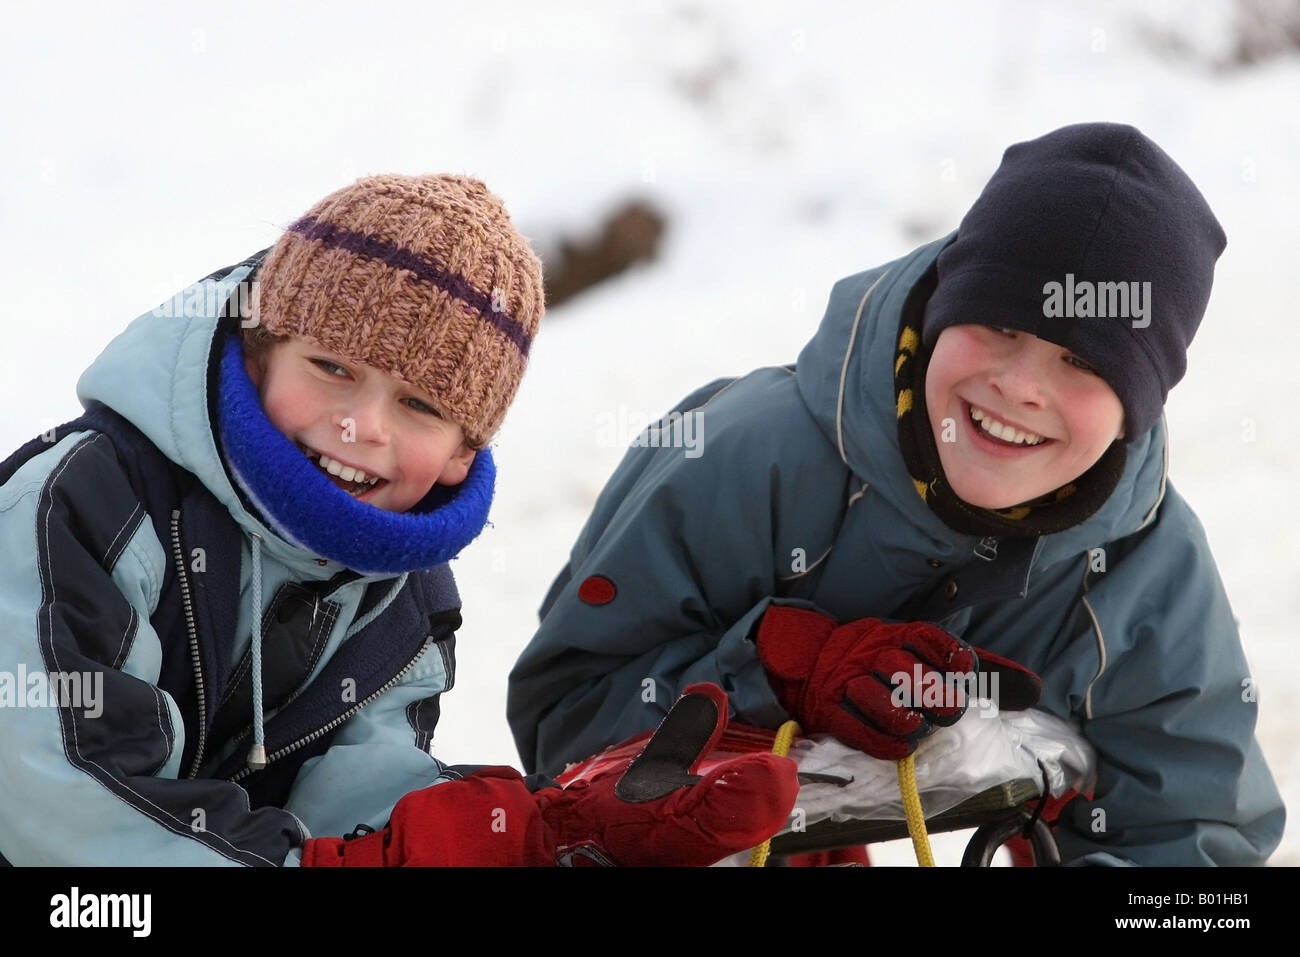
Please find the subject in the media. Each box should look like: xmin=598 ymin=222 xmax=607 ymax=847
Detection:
xmin=239 ymin=174 xmax=542 ymax=514
xmin=0 ymin=173 xmax=797 ymax=867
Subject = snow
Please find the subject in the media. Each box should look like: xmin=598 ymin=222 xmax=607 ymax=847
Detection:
xmin=2 ymin=0 xmax=1295 ymax=865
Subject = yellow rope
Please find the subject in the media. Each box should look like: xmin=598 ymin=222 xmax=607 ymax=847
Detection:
xmin=748 ymin=719 xmax=801 ymax=867
xmin=748 ymin=724 xmax=936 ymax=867
xmin=899 ymin=752 xmax=935 ymax=867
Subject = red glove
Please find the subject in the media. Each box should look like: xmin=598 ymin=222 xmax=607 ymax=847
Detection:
xmin=302 ymin=683 xmax=799 ymax=866
xmin=536 ymin=682 xmax=798 ymax=866
xmin=300 ymin=765 xmax=552 ymax=866
xmin=755 ymin=605 xmax=1042 ymax=760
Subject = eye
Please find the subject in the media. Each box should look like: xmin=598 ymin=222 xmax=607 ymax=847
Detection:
xmin=311 ymin=358 xmax=350 ymax=378
xmin=405 ymin=397 xmax=443 ymax=416
xmin=984 ymin=325 xmax=1017 ymax=337
xmin=1065 ymin=355 xmax=1097 ymax=374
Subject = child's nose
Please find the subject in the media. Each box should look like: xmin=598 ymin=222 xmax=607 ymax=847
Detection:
xmin=990 ymin=344 xmax=1051 ymax=406
xmin=333 ymin=393 xmax=393 ymax=444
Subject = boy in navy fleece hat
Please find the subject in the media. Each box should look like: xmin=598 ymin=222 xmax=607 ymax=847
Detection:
xmin=509 ymin=124 xmax=1286 ymax=866
xmin=909 ymin=123 xmax=1224 ymax=533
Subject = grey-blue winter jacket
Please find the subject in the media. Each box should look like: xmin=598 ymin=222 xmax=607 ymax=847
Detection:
xmin=507 ymin=234 xmax=1286 ymax=866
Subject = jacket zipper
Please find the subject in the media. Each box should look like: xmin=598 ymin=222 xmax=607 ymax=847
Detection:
xmin=219 ymin=582 xmax=360 ymax=751
xmin=226 ymin=634 xmax=435 ymax=783
xmin=170 ymin=509 xmax=209 ymax=779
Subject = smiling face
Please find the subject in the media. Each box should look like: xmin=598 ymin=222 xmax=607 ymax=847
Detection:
xmin=243 ymin=334 xmax=476 ymax=513
xmin=924 ymin=324 xmax=1125 ymax=510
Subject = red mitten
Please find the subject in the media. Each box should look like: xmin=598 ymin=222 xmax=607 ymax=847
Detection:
xmin=303 ymin=683 xmax=799 ymax=867
xmin=755 ymin=605 xmax=1041 ymax=760
xmin=536 ymin=683 xmax=799 ymax=866
xmin=300 ymin=766 xmax=554 ymax=867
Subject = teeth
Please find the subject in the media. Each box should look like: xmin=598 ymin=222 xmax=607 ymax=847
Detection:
xmin=970 ymin=406 xmax=1044 ymax=446
xmin=304 ymin=447 xmax=381 ymax=486
xmin=320 ymin=455 xmax=379 ymax=485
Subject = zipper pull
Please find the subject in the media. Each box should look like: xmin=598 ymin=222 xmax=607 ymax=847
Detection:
xmin=974 ymin=536 xmax=999 ymax=561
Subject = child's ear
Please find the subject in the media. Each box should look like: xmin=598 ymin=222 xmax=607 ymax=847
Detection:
xmin=437 ymin=444 xmax=477 ymax=487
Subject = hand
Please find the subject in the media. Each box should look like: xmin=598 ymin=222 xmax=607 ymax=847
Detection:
xmin=536 ymin=682 xmax=799 ymax=866
xmin=300 ymin=765 xmax=553 ymax=867
xmin=755 ymin=605 xmax=1041 ymax=760
xmin=302 ymin=683 xmax=799 ymax=866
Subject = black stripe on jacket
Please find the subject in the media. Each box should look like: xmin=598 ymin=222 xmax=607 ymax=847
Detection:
xmin=34 ymin=432 xmax=303 ymax=865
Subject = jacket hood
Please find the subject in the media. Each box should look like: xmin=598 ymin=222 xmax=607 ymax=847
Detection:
xmin=75 ymin=255 xmax=494 ymax=579
xmin=794 ymin=234 xmax=1169 ymax=568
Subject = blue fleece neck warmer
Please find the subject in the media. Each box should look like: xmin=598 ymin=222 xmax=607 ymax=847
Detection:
xmin=215 ymin=332 xmax=495 ymax=575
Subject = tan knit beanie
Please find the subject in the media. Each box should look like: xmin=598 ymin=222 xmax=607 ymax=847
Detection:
xmin=252 ymin=174 xmax=544 ymax=449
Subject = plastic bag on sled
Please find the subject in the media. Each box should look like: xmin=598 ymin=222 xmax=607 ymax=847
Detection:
xmin=557 ymin=703 xmax=1096 ymax=836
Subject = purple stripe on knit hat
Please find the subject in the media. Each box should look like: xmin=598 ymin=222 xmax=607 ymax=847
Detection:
xmin=288 ymin=214 xmax=533 ymax=357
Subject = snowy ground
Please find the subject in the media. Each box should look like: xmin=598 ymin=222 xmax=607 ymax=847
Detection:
xmin=2 ymin=0 xmax=1296 ymax=865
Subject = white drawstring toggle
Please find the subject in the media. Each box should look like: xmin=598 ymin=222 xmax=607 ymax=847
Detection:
xmin=247 ymin=743 xmax=268 ymax=770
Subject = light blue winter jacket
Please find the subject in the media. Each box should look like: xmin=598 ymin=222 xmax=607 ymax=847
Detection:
xmin=508 ymin=234 xmax=1286 ymax=866
xmin=0 ymin=256 xmax=485 ymax=865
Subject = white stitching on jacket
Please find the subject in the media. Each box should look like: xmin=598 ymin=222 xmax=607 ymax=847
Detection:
xmin=103 ymin=502 xmax=145 ymax=572
xmin=108 ymin=606 xmax=137 ymax=672
xmin=1079 ymin=554 xmax=1107 ymax=722
xmin=37 ymin=434 xmax=277 ymax=865
xmin=835 ymin=271 xmax=890 ymax=466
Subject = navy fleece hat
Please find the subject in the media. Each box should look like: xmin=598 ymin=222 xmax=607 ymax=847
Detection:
xmin=921 ymin=123 xmax=1226 ymax=442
